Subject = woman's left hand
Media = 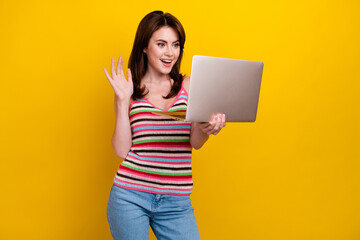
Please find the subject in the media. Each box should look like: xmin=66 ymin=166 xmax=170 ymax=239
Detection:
xmin=197 ymin=113 xmax=226 ymax=135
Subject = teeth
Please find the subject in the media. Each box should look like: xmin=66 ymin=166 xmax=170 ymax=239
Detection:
xmin=162 ymin=60 xmax=171 ymax=63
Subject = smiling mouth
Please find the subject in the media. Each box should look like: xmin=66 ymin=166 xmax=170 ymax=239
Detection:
xmin=160 ymin=59 xmax=173 ymax=67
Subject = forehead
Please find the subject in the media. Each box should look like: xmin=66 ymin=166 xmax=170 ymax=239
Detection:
xmin=150 ymin=26 xmax=179 ymax=42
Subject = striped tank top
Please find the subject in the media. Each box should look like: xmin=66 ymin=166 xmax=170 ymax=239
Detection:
xmin=113 ymin=81 xmax=193 ymax=195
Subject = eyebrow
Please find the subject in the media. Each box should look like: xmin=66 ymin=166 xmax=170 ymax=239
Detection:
xmin=156 ymin=39 xmax=180 ymax=43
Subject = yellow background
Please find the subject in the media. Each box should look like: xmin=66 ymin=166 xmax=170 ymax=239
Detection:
xmin=1 ymin=0 xmax=359 ymax=239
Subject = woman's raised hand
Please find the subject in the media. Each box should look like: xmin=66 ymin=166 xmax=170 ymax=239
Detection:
xmin=104 ymin=56 xmax=133 ymax=102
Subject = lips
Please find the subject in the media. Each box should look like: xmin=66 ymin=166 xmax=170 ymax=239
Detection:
xmin=161 ymin=59 xmax=172 ymax=67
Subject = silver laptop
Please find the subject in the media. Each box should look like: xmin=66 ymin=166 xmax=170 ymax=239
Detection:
xmin=153 ymin=55 xmax=264 ymax=122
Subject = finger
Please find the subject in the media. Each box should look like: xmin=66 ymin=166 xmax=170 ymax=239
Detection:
xmin=208 ymin=115 xmax=222 ymax=135
xmin=202 ymin=124 xmax=213 ymax=134
xmin=210 ymin=113 xmax=222 ymax=135
xmin=210 ymin=114 xmax=221 ymax=125
xmin=104 ymin=68 xmax=117 ymax=92
xmin=201 ymin=118 xmax=217 ymax=134
xmin=209 ymin=114 xmax=217 ymax=124
xmin=111 ymin=58 xmax=116 ymax=78
xmin=220 ymin=114 xmax=226 ymax=128
xmin=117 ymin=56 xmax=123 ymax=76
xmin=194 ymin=122 xmax=210 ymax=129
xmin=116 ymin=56 xmax=121 ymax=76
xmin=199 ymin=122 xmax=210 ymax=128
xmin=127 ymin=68 xmax=133 ymax=83
xmin=104 ymin=68 xmax=113 ymax=83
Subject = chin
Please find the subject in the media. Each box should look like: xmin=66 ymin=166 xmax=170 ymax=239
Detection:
xmin=152 ymin=62 xmax=175 ymax=75
xmin=159 ymin=67 xmax=172 ymax=75
xmin=165 ymin=69 xmax=172 ymax=74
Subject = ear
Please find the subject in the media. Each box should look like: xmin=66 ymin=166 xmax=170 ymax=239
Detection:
xmin=143 ymin=48 xmax=147 ymax=53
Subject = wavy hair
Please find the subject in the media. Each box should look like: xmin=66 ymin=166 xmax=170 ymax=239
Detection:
xmin=128 ymin=10 xmax=186 ymax=100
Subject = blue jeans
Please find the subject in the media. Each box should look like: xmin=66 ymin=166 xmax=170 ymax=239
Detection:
xmin=106 ymin=184 xmax=201 ymax=240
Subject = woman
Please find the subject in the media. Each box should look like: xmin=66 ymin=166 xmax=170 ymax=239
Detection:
xmin=104 ymin=10 xmax=225 ymax=240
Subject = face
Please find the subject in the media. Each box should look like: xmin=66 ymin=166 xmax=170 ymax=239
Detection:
xmin=143 ymin=26 xmax=180 ymax=75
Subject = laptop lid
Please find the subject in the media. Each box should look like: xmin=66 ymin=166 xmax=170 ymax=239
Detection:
xmin=185 ymin=55 xmax=264 ymax=122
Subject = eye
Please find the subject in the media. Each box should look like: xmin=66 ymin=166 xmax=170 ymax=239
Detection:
xmin=157 ymin=43 xmax=165 ymax=47
xmin=173 ymin=43 xmax=180 ymax=48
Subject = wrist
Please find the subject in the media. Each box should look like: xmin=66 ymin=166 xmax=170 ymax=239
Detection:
xmin=114 ymin=96 xmax=131 ymax=109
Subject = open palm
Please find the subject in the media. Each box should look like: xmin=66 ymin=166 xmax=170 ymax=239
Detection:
xmin=104 ymin=56 xmax=133 ymax=101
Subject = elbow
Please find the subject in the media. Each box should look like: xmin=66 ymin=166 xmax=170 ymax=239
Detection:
xmin=190 ymin=141 xmax=203 ymax=150
xmin=115 ymin=151 xmax=128 ymax=159
xmin=192 ymin=146 xmax=201 ymax=150
xmin=112 ymin=141 xmax=130 ymax=159
xmin=190 ymin=135 xmax=209 ymax=150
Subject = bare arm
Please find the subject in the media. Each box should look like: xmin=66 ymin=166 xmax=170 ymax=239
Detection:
xmin=112 ymin=97 xmax=132 ymax=158
xmin=104 ymin=56 xmax=134 ymax=158
xmin=190 ymin=122 xmax=209 ymax=150
xmin=190 ymin=114 xmax=226 ymax=149
xmin=182 ymin=76 xmax=226 ymax=150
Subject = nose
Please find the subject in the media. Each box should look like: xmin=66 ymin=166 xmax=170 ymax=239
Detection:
xmin=165 ymin=45 xmax=173 ymax=57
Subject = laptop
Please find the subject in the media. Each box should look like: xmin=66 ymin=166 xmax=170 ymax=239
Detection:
xmin=152 ymin=55 xmax=264 ymax=122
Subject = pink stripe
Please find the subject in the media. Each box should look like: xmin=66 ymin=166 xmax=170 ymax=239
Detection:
xmin=132 ymin=154 xmax=190 ymax=159
xmin=118 ymin=167 xmax=192 ymax=181
xmin=114 ymin=183 xmax=190 ymax=196
xmin=116 ymin=179 xmax=192 ymax=192
xmin=130 ymin=111 xmax=188 ymax=122
xmin=133 ymin=129 xmax=188 ymax=135
xmin=130 ymin=145 xmax=191 ymax=151
xmin=129 ymin=99 xmax=136 ymax=111
xmin=131 ymin=148 xmax=191 ymax=153
xmin=134 ymin=142 xmax=191 ymax=149
xmin=180 ymin=79 xmax=188 ymax=95
xmin=135 ymin=123 xmax=191 ymax=128
xmin=128 ymin=153 xmax=190 ymax=160
xmin=129 ymin=113 xmax=157 ymax=121
xmin=130 ymin=112 xmax=170 ymax=119
xmin=132 ymin=129 xmax=190 ymax=134
xmin=132 ymin=122 xmax=188 ymax=127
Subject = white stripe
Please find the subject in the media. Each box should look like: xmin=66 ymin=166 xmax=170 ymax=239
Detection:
xmin=129 ymin=152 xmax=191 ymax=158
xmin=123 ymin=162 xmax=192 ymax=174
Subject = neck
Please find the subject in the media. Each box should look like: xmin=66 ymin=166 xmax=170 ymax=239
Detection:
xmin=142 ymin=65 xmax=171 ymax=84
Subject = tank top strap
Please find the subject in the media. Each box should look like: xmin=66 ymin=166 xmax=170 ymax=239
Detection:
xmin=179 ymin=76 xmax=189 ymax=96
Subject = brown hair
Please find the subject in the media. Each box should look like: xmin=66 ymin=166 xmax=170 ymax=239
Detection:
xmin=128 ymin=10 xmax=186 ymax=100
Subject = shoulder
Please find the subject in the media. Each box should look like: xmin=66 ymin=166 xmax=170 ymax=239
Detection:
xmin=182 ymin=75 xmax=190 ymax=93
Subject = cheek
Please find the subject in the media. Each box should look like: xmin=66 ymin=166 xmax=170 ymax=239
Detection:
xmin=153 ymin=48 xmax=162 ymax=57
xmin=175 ymin=49 xmax=181 ymax=60
xmin=148 ymin=46 xmax=161 ymax=58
